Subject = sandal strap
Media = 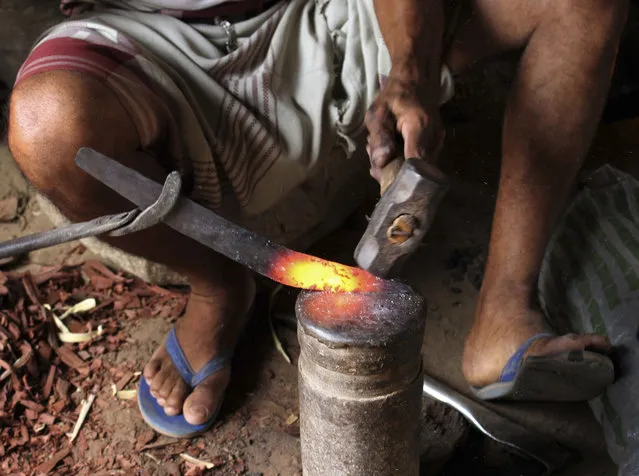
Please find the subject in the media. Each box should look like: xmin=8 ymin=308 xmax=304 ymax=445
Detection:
xmin=499 ymin=332 xmax=555 ymax=383
xmin=165 ymin=327 xmax=231 ymax=388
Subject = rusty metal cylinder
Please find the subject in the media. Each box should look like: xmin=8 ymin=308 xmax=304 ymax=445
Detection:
xmin=296 ymin=285 xmax=426 ymax=476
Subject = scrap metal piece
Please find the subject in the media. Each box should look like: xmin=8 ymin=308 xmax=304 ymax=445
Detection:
xmin=422 ymin=374 xmax=575 ymax=475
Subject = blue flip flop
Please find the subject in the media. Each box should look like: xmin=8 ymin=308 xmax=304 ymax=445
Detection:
xmin=470 ymin=332 xmax=614 ymax=401
xmin=138 ymin=327 xmax=230 ymax=438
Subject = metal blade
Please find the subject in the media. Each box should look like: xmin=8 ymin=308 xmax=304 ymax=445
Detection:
xmin=75 ymin=147 xmax=283 ymax=278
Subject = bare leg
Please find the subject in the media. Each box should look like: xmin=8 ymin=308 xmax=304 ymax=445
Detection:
xmin=444 ymin=0 xmax=628 ymax=387
xmin=8 ymin=71 xmax=254 ymax=424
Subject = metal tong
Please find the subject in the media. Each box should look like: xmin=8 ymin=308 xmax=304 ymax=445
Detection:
xmin=0 ymin=171 xmax=182 ymax=260
xmin=423 ymin=374 xmax=576 ymax=475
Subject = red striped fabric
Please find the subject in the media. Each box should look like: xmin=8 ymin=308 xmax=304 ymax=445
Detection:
xmin=59 ymin=0 xmax=280 ymax=20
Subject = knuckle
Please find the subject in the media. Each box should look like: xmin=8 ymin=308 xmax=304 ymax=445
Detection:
xmin=365 ymin=105 xmax=382 ymax=127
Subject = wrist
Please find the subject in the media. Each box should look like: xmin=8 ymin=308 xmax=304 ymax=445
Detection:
xmin=390 ymin=59 xmax=429 ymax=82
xmin=390 ymin=59 xmax=441 ymax=92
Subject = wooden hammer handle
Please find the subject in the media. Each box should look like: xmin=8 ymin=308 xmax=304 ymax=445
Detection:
xmin=379 ymin=157 xmax=405 ymax=195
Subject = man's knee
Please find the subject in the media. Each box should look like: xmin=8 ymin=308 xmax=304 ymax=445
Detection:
xmin=8 ymin=71 xmax=139 ymax=212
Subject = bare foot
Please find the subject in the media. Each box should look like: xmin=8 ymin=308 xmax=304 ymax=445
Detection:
xmin=143 ymin=271 xmax=255 ymax=425
xmin=462 ymin=291 xmax=611 ymax=388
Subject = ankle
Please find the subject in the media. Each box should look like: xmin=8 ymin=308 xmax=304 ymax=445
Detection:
xmin=189 ymin=267 xmax=255 ymax=305
xmin=477 ymin=277 xmax=536 ymax=313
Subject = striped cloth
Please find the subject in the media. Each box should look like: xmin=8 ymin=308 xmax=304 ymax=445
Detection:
xmin=16 ymin=0 xmax=454 ymax=246
xmin=538 ymin=164 xmax=639 ymax=474
xmin=59 ymin=0 xmax=282 ymax=20
xmin=15 ymin=0 xmax=398 ymax=245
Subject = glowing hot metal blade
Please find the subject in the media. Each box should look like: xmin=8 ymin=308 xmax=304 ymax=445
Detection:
xmin=76 ymin=148 xmax=386 ymax=293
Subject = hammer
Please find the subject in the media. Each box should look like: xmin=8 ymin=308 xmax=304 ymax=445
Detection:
xmin=354 ymin=157 xmax=449 ymax=277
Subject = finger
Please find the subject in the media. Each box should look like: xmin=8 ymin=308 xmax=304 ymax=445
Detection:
xmin=365 ymin=102 xmax=398 ymax=177
xmin=398 ymin=110 xmax=429 ymax=160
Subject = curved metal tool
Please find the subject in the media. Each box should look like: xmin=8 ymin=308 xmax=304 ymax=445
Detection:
xmin=109 ymin=171 xmax=182 ymax=237
xmin=422 ymin=374 xmax=575 ymax=475
xmin=0 ymin=210 xmax=140 ymax=260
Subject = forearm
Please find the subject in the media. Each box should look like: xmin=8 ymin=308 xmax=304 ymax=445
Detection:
xmin=373 ymin=0 xmax=444 ymax=86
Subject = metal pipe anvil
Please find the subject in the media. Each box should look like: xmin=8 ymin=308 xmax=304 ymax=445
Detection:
xmin=296 ymin=285 xmax=426 ymax=476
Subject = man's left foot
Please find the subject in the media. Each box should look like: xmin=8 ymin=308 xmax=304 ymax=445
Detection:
xmin=462 ymin=291 xmax=612 ymax=400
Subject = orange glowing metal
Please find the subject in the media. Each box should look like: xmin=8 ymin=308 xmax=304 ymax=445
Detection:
xmin=302 ymin=292 xmax=371 ymax=325
xmin=269 ymin=250 xmax=384 ymax=293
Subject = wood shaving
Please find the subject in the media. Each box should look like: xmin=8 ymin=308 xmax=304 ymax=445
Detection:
xmin=180 ymin=453 xmax=217 ymax=469
xmin=0 ymin=262 xmax=188 ymax=474
xmin=115 ymin=389 xmax=137 ymax=400
xmin=67 ymin=393 xmax=96 ymax=443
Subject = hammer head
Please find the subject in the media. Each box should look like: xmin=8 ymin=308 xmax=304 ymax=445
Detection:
xmin=354 ymin=159 xmax=449 ymax=277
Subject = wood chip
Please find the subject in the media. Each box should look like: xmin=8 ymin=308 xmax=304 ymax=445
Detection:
xmin=43 ymin=366 xmax=56 ymax=400
xmin=21 ymin=274 xmax=41 ymax=305
xmin=0 ymin=262 xmax=190 ymax=473
xmin=39 ymin=413 xmax=56 ymax=425
xmin=51 ymin=400 xmax=66 ymax=414
xmin=35 ymin=341 xmax=52 ymax=362
xmin=19 ymin=400 xmax=45 ymax=413
xmin=53 ymin=346 xmax=87 ymax=371
xmin=33 ymin=448 xmax=71 ymax=475
xmin=55 ymin=378 xmax=70 ymax=400
xmin=83 ymin=261 xmax=126 ymax=283
xmin=114 ymin=371 xmax=135 ymax=392
xmin=136 ymin=429 xmax=156 ymax=449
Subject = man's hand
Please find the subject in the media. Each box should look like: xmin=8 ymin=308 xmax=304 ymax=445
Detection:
xmin=365 ymin=69 xmax=443 ymax=182
xmin=369 ymin=0 xmax=445 ymax=182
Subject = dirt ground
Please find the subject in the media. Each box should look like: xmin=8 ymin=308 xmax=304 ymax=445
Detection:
xmin=3 ymin=1 xmax=639 ymax=475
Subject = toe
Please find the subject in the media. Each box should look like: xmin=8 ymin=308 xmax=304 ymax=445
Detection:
xmin=532 ymin=333 xmax=612 ymax=357
xmin=164 ymin=379 xmax=191 ymax=416
xmin=143 ymin=358 xmax=162 ymax=383
xmin=584 ymin=334 xmax=612 ymax=352
xmin=149 ymin=364 xmax=173 ymax=395
xmin=183 ymin=371 xmax=229 ymax=426
xmin=144 ymin=346 xmax=168 ymax=383
xmin=158 ymin=372 xmax=180 ymax=401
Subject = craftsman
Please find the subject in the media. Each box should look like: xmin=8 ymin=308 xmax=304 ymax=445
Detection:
xmin=3 ymin=0 xmax=626 ymax=436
